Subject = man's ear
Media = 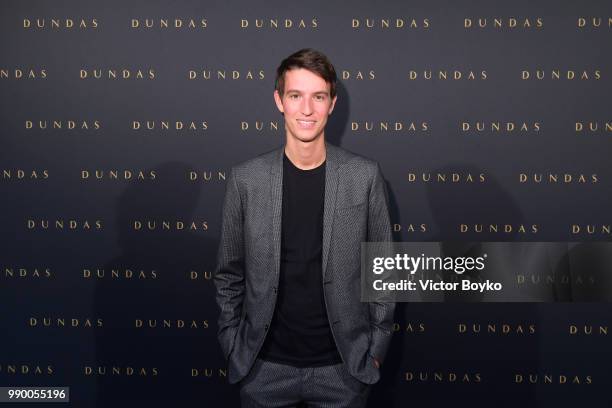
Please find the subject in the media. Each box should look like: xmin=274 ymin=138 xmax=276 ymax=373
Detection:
xmin=273 ymin=90 xmax=284 ymax=114
xmin=328 ymin=95 xmax=338 ymax=115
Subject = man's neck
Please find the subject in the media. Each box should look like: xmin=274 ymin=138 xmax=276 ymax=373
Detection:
xmin=284 ymin=136 xmax=326 ymax=170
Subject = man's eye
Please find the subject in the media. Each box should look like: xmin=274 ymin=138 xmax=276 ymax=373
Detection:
xmin=315 ymin=95 xmax=325 ymax=101
xmin=289 ymin=94 xmax=299 ymax=99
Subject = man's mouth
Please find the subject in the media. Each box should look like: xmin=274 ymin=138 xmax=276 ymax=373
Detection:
xmin=297 ymin=119 xmax=316 ymax=129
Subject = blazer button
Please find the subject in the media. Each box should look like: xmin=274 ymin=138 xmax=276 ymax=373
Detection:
xmin=272 ymin=286 xmax=278 ymax=294
xmin=264 ymin=324 xmax=270 ymax=331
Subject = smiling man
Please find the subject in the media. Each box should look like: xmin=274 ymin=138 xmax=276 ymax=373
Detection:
xmin=214 ymin=48 xmax=395 ymax=407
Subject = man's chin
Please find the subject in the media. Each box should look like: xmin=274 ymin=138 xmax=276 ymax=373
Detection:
xmin=291 ymin=131 xmax=323 ymax=144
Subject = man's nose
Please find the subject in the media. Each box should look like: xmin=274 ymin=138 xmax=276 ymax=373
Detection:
xmin=301 ymin=98 xmax=314 ymax=115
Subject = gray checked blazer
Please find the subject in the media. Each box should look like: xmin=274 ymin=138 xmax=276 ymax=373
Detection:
xmin=214 ymin=141 xmax=395 ymax=385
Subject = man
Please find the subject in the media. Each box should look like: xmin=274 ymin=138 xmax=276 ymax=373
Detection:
xmin=214 ymin=48 xmax=395 ymax=407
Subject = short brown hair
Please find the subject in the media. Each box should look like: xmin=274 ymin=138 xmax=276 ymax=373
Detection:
xmin=275 ymin=48 xmax=337 ymax=99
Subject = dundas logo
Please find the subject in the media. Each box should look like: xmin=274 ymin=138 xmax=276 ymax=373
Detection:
xmin=83 ymin=366 xmax=158 ymax=376
xmin=1 ymin=69 xmax=46 ymax=79
xmin=459 ymin=224 xmax=538 ymax=234
xmin=340 ymin=70 xmax=375 ymax=80
xmin=23 ymin=18 xmax=98 ymax=29
xmin=190 ymin=270 xmax=213 ymax=280
xmin=3 ymin=267 xmax=52 ymax=279
xmin=464 ymin=17 xmax=543 ymax=28
xmin=514 ymin=373 xmax=592 ymax=385
xmin=83 ymin=269 xmax=157 ymax=279
xmin=351 ymin=122 xmax=429 ymax=132
xmin=393 ymin=323 xmax=426 ymax=333
xmin=79 ymin=68 xmax=155 ymax=80
xmin=351 ymin=18 xmax=430 ymax=29
xmin=2 ymin=169 xmax=49 ymax=180
xmin=517 ymin=273 xmax=595 ymax=286
xmin=570 ymin=225 xmax=611 ymax=235
xmin=518 ymin=173 xmax=598 ymax=184
xmin=240 ymin=18 xmax=317 ymax=29
xmin=26 ymin=219 xmax=103 ymax=230
xmin=407 ymin=172 xmax=485 ymax=183
xmin=575 ymin=122 xmax=612 ymax=132
xmin=392 ymin=224 xmax=428 ymax=233
xmin=408 ymin=70 xmax=487 ymax=80
xmin=25 ymin=120 xmax=100 ymax=130
xmin=521 ymin=70 xmax=601 ymax=80
xmin=131 ymin=18 xmax=207 ymax=29
xmin=188 ymin=70 xmax=265 ymax=80
xmin=80 ymin=170 xmax=156 ymax=180
xmin=132 ymin=121 xmax=208 ymax=131
xmin=132 ymin=220 xmax=208 ymax=231
xmin=240 ymin=121 xmax=280 ymax=131
xmin=577 ymin=17 xmax=612 ymax=28
xmin=569 ymin=325 xmax=608 ymax=335
xmin=134 ymin=319 xmax=209 ymax=329
xmin=29 ymin=317 xmax=103 ymax=328
xmin=191 ymin=368 xmax=228 ymax=378
xmin=461 ymin=122 xmax=541 ymax=132
xmin=188 ymin=170 xmax=226 ymax=182
xmin=458 ymin=323 xmax=536 ymax=334
xmin=405 ymin=371 xmax=482 ymax=383
xmin=0 ymin=365 xmax=53 ymax=375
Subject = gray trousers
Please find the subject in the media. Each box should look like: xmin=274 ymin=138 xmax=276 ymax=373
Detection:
xmin=239 ymin=358 xmax=371 ymax=408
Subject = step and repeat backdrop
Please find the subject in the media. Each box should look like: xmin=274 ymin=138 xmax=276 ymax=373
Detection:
xmin=1 ymin=0 xmax=611 ymax=406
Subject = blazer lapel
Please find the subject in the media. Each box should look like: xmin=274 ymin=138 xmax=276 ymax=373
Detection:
xmin=322 ymin=142 xmax=340 ymax=281
xmin=270 ymin=146 xmax=284 ymax=283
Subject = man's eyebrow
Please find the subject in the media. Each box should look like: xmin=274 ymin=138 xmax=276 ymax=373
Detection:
xmin=285 ymin=89 xmax=329 ymax=95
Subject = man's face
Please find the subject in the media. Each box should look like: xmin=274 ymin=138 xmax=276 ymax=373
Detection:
xmin=274 ymin=68 xmax=337 ymax=144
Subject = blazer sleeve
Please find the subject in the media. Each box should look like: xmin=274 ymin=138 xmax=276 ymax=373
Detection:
xmin=366 ymin=162 xmax=396 ymax=365
xmin=213 ymin=167 xmax=245 ymax=361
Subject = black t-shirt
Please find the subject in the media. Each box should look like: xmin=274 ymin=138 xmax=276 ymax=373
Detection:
xmin=259 ymin=152 xmax=342 ymax=367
